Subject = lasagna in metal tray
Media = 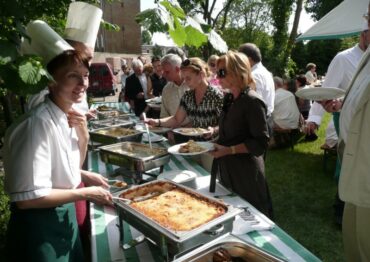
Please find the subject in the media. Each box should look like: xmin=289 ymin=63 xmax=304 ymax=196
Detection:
xmin=120 ymin=183 xmax=226 ymax=231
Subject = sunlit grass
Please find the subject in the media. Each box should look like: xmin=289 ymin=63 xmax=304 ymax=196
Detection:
xmin=266 ymin=113 xmax=343 ymax=261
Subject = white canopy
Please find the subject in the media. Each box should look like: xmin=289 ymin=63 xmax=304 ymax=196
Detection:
xmin=296 ymin=0 xmax=368 ymax=41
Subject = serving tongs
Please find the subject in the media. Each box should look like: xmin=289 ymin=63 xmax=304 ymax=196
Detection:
xmin=141 ymin=112 xmax=152 ymax=149
xmin=113 ymin=191 xmax=160 ymax=204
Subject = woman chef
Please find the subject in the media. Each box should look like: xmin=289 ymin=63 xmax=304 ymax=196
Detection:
xmin=3 ymin=20 xmax=112 ymax=261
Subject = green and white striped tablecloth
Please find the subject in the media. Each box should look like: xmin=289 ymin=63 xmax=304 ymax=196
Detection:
xmin=88 ymin=149 xmax=320 ymax=262
xmin=88 ymin=102 xmax=320 ymax=262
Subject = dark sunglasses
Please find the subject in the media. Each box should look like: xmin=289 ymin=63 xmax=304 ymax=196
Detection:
xmin=181 ymin=59 xmax=202 ymax=70
xmin=216 ymin=68 xmax=227 ymax=78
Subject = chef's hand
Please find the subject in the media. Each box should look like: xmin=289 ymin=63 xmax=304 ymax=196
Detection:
xmin=144 ymin=118 xmax=158 ymax=127
xmin=81 ymin=170 xmax=109 ymax=189
xmin=68 ymin=109 xmax=89 ymax=146
xmin=304 ymin=121 xmax=318 ymax=135
xmin=209 ymin=143 xmax=231 ymax=159
xmin=320 ymin=99 xmax=342 ymax=113
xmin=80 ymin=186 xmax=112 ymax=206
xmin=85 ymin=109 xmax=97 ymax=120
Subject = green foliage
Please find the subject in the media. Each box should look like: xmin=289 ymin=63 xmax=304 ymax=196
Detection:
xmin=152 ymin=44 xmax=163 ymax=57
xmin=0 ymin=175 xmax=10 ymax=255
xmin=305 ymin=0 xmax=343 ymax=20
xmin=141 ymin=30 xmax=152 ymax=45
xmin=136 ymin=0 xmax=228 ymax=53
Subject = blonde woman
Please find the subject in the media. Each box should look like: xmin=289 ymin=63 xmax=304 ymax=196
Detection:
xmin=209 ymin=50 xmax=273 ymax=218
xmin=146 ymin=57 xmax=223 ymax=134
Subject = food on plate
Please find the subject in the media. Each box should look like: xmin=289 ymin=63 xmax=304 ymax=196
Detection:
xmin=113 ymin=181 xmax=127 ymax=188
xmin=179 ymin=127 xmax=207 ymax=134
xmin=179 ymin=140 xmax=205 ymax=153
xmin=128 ymin=188 xmax=226 ymax=231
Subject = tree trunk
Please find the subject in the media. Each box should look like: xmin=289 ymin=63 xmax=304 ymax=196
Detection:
xmin=286 ymin=0 xmax=304 ymax=59
xmin=0 ymin=94 xmax=14 ymax=128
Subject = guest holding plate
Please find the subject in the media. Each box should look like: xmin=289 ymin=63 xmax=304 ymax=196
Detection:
xmin=208 ymin=51 xmax=273 ymax=218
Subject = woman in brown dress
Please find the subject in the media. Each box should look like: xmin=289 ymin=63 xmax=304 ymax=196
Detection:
xmin=209 ymin=51 xmax=273 ymax=218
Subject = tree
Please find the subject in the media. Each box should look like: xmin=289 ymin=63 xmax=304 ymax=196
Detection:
xmin=142 ymin=30 xmax=152 ymax=45
xmin=136 ymin=0 xmax=233 ymax=58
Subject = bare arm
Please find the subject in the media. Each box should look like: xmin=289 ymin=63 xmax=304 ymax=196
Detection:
xmin=16 ymin=187 xmax=112 ymax=209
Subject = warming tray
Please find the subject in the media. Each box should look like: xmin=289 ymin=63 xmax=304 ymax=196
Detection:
xmin=97 ymin=109 xmax=130 ymax=119
xmin=99 ymin=142 xmax=170 ymax=173
xmin=89 ymin=118 xmax=134 ymax=129
xmin=173 ymin=233 xmax=287 ymax=262
xmin=89 ymin=127 xmax=143 ymax=145
xmin=114 ymin=180 xmax=242 ymax=260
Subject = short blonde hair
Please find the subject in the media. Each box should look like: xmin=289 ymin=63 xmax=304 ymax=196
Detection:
xmin=180 ymin=57 xmax=211 ymax=77
xmin=217 ymin=51 xmax=255 ymax=91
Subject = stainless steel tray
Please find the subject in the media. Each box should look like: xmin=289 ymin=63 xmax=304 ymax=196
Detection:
xmin=99 ymin=142 xmax=170 ymax=172
xmin=89 ymin=127 xmax=143 ymax=145
xmin=89 ymin=118 xmax=134 ymax=129
xmin=173 ymin=233 xmax=287 ymax=261
xmin=114 ymin=180 xmax=242 ymax=259
xmin=97 ymin=110 xmax=130 ymax=120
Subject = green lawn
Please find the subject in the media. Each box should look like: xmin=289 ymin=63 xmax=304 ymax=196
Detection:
xmin=0 ymin=113 xmax=343 ymax=261
xmin=266 ymin=113 xmax=343 ymax=261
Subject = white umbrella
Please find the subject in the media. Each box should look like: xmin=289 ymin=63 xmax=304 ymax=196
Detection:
xmin=296 ymin=0 xmax=368 ymax=41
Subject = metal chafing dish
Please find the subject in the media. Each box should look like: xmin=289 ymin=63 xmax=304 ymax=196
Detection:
xmin=89 ymin=118 xmax=134 ymax=129
xmin=99 ymin=142 xmax=170 ymax=182
xmin=113 ymin=180 xmax=243 ymax=261
xmin=97 ymin=109 xmax=130 ymax=120
xmin=173 ymin=233 xmax=287 ymax=262
xmin=89 ymin=127 xmax=143 ymax=145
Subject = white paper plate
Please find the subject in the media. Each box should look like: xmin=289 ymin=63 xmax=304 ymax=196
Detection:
xmin=158 ymin=170 xmax=197 ymax=184
xmin=142 ymin=132 xmax=165 ymax=143
xmin=295 ymin=87 xmax=345 ymax=101
xmin=168 ymin=141 xmax=214 ymax=156
xmin=173 ymin=127 xmax=211 ymax=137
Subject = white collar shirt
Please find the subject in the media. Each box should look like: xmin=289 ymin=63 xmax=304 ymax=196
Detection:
xmin=273 ymin=88 xmax=300 ymax=129
xmin=307 ymin=44 xmax=364 ymax=125
xmin=138 ymin=74 xmax=148 ymax=99
xmin=251 ymin=62 xmax=275 ymax=116
xmin=4 ymin=97 xmax=81 ymax=202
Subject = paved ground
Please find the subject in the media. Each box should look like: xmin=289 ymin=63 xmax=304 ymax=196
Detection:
xmin=90 ymin=84 xmax=121 ymax=103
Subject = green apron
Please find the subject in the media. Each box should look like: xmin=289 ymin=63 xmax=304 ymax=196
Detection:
xmin=5 ymin=202 xmax=84 ymax=262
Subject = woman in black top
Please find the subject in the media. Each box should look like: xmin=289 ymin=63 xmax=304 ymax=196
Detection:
xmin=209 ymin=51 xmax=273 ymax=218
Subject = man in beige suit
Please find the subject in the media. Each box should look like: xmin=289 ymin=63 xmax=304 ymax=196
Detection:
xmin=322 ymin=14 xmax=370 ymax=261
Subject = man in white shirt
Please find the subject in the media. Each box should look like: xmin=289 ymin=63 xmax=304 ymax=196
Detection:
xmin=238 ymin=43 xmax=275 ymax=117
xmin=304 ymin=28 xmax=368 ymax=137
xmin=272 ymin=77 xmax=300 ymax=129
xmin=321 ymin=18 xmax=370 ymax=261
xmin=305 ymin=63 xmax=317 ymax=84
xmin=160 ymin=54 xmax=189 ymax=119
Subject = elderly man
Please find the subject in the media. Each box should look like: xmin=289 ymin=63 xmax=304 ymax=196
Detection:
xmin=272 ymin=76 xmax=300 ymax=130
xmin=125 ymin=59 xmax=148 ymax=116
xmin=160 ymin=54 xmax=189 ymax=119
xmin=322 ymin=17 xmax=370 ymax=261
xmin=238 ymin=43 xmax=275 ymax=119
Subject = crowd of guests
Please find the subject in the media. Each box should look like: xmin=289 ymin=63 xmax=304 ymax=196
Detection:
xmin=2 ymin=1 xmax=369 ymax=261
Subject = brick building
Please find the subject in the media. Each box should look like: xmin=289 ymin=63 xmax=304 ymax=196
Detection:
xmin=96 ymin=0 xmax=141 ymax=54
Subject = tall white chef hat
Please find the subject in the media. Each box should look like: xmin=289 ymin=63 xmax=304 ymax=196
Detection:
xmin=64 ymin=2 xmax=103 ymax=48
xmin=21 ymin=20 xmax=74 ymax=64
xmin=362 ymin=20 xmax=369 ymax=31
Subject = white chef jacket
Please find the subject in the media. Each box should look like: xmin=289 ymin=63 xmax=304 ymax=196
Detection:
xmin=251 ymin=62 xmax=275 ymax=116
xmin=4 ymin=97 xmax=81 ymax=202
xmin=307 ymin=44 xmax=364 ymax=126
xmin=27 ymin=88 xmax=89 ymax=114
xmin=272 ymin=88 xmax=300 ymax=129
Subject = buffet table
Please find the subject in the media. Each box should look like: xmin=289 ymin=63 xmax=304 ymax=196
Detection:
xmin=88 ymin=102 xmax=320 ymax=262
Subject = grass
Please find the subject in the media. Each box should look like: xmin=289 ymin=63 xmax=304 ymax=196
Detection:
xmin=0 ymin=113 xmax=343 ymax=261
xmin=266 ymin=113 xmax=343 ymax=261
